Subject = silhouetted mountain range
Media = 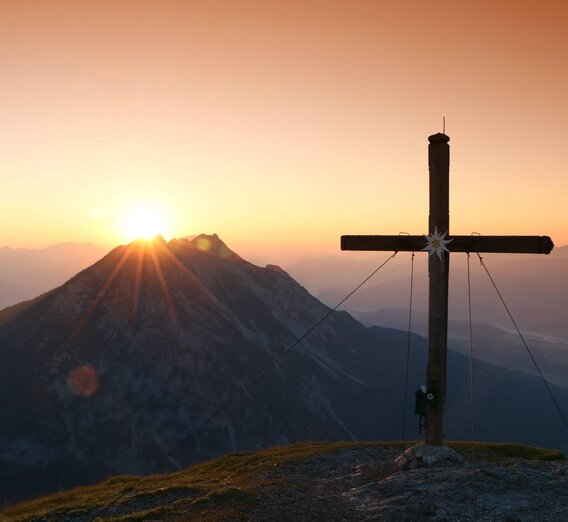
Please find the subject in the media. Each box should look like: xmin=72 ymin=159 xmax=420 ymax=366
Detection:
xmin=356 ymin=308 xmax=568 ymax=389
xmin=0 ymin=242 xmax=107 ymax=310
xmin=1 ymin=235 xmax=567 ymax=505
xmin=288 ymin=246 xmax=568 ymax=340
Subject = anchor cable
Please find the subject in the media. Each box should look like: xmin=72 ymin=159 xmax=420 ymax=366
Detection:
xmin=401 ymin=251 xmax=415 ymax=440
xmin=466 ymin=253 xmax=477 ymax=518
xmin=477 ymin=253 xmax=568 ymax=432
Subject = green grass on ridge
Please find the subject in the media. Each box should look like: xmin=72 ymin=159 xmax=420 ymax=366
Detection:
xmin=2 ymin=441 xmax=564 ymax=521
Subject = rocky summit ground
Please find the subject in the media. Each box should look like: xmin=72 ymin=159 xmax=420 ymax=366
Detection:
xmin=237 ymin=444 xmax=567 ymax=522
xmin=2 ymin=441 xmax=567 ymax=521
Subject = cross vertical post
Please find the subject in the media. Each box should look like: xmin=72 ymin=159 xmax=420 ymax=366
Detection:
xmin=426 ymin=133 xmax=450 ymax=446
xmin=340 ymin=132 xmax=553 ymax=449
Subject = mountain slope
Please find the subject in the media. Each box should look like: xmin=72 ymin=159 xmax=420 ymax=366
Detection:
xmin=1 ymin=235 xmax=567 ymax=505
xmin=0 ymin=235 xmax=412 ymax=503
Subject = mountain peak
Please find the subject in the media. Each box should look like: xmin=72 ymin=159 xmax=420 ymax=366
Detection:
xmin=128 ymin=235 xmax=167 ymax=247
xmin=185 ymin=233 xmax=240 ymax=260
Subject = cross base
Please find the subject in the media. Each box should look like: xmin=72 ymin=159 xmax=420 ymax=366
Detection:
xmin=394 ymin=443 xmax=467 ymax=470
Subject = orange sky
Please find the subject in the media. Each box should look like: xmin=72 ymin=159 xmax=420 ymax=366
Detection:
xmin=1 ymin=1 xmax=567 ymax=263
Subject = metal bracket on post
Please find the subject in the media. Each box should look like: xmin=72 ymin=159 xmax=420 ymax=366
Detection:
xmin=415 ymin=385 xmax=429 ymax=434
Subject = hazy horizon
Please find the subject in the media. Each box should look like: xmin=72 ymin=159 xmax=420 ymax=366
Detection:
xmin=2 ymin=235 xmax=567 ymax=346
xmin=0 ymin=234 xmax=360 ymax=266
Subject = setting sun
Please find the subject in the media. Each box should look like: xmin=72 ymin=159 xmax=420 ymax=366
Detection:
xmin=118 ymin=204 xmax=173 ymax=242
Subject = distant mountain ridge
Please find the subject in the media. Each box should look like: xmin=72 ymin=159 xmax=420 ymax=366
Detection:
xmin=288 ymin=245 xmax=568 ymax=340
xmin=1 ymin=234 xmax=567 ymax=505
xmin=356 ymin=308 xmax=568 ymax=389
xmin=0 ymin=242 xmax=108 ymax=310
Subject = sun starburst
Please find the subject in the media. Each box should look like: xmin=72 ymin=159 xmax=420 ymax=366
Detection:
xmin=118 ymin=203 xmax=172 ymax=242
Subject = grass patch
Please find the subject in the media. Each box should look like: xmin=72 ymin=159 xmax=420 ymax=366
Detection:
xmin=192 ymin=486 xmax=244 ymax=506
xmin=105 ymin=475 xmax=139 ymax=486
xmin=2 ymin=440 xmax=564 ymax=521
xmin=447 ymin=441 xmax=565 ymax=462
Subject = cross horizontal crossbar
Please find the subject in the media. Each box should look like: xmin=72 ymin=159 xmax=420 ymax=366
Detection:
xmin=341 ymin=235 xmax=554 ymax=254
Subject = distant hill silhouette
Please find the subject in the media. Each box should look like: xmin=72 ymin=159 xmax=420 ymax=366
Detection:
xmin=0 ymin=242 xmax=108 ymax=310
xmin=356 ymin=308 xmax=568 ymax=389
xmin=288 ymin=246 xmax=568 ymax=340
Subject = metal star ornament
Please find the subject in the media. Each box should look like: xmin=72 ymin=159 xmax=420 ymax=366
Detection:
xmin=422 ymin=226 xmax=453 ymax=259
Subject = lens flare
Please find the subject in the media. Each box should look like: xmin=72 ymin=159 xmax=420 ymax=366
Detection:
xmin=196 ymin=237 xmax=211 ymax=251
xmin=67 ymin=364 xmax=99 ymax=398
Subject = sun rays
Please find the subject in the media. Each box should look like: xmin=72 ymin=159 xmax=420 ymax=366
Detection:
xmin=65 ymin=245 xmax=135 ymax=350
xmin=62 ymin=234 xmax=240 ymax=398
xmin=130 ymin=245 xmax=144 ymax=333
xmin=148 ymin=241 xmax=182 ymax=342
xmin=64 ymin=237 xmax=189 ymax=397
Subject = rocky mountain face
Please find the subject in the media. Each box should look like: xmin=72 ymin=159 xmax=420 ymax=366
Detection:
xmin=1 ymin=235 xmax=567 ymax=505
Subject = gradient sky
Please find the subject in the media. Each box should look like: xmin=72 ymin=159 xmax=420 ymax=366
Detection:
xmin=1 ymin=0 xmax=567 ymax=263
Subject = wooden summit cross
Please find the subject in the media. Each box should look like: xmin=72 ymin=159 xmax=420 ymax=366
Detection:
xmin=341 ymin=132 xmax=554 ymax=446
